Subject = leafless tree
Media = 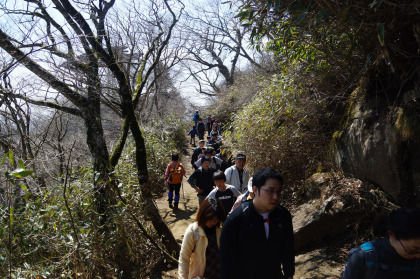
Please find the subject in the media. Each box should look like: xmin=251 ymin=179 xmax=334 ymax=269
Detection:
xmin=180 ymin=0 xmax=263 ymax=95
xmin=0 ymin=0 xmax=182 ymax=256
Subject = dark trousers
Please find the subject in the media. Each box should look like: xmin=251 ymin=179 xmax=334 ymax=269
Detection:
xmin=168 ymin=183 xmax=181 ymax=202
xmin=198 ymin=131 xmax=204 ymax=140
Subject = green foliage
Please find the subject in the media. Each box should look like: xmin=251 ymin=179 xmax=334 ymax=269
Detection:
xmin=235 ymin=1 xmax=420 ymax=104
xmin=224 ymin=74 xmax=331 ymax=189
xmin=0 ymin=117 xmax=187 ymax=278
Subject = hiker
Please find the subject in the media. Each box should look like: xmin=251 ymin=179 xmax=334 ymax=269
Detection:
xmin=210 ymin=125 xmax=220 ymax=138
xmin=342 ymin=207 xmax=420 ymax=279
xmin=229 ymin=177 xmax=254 ymax=216
xmin=224 ymin=153 xmax=250 ymax=193
xmin=206 ymin=114 xmax=212 ymax=136
xmin=197 ymin=119 xmax=206 ymax=140
xmin=188 ymin=126 xmax=198 ymax=146
xmin=191 ymin=140 xmax=206 ymax=170
xmin=206 ymin=171 xmax=241 ymax=218
xmin=193 ymin=110 xmax=200 ymax=128
xmin=220 ymin=168 xmax=295 ymax=279
xmin=214 ymin=146 xmax=229 ymax=172
xmin=187 ymin=156 xmax=216 ymax=206
xmin=164 ymin=153 xmax=186 ymax=210
xmin=207 ymin=132 xmax=221 ymax=153
xmin=195 ymin=147 xmax=223 ymax=171
xmin=178 ymin=197 xmax=226 ymax=279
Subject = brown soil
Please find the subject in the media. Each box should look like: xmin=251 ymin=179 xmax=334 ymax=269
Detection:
xmin=156 ymin=142 xmax=344 ymax=279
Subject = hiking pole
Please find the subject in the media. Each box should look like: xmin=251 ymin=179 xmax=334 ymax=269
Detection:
xmin=182 ymin=175 xmax=187 ymax=200
xmin=181 ymin=181 xmax=185 ymax=200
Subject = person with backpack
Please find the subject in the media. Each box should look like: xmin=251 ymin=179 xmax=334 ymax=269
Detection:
xmin=342 ymin=207 xmax=420 ymax=279
xmin=194 ymin=147 xmax=223 ymax=171
xmin=207 ymin=132 xmax=221 ymax=153
xmin=191 ymin=140 xmax=206 ymax=169
xmin=220 ymin=168 xmax=295 ymax=279
xmin=206 ymin=115 xmax=212 ymax=136
xmin=178 ymin=197 xmax=226 ymax=279
xmin=193 ymin=110 xmax=200 ymax=129
xmin=164 ymin=153 xmax=186 ymax=210
xmin=224 ymin=153 xmax=250 ymax=193
xmin=206 ymin=171 xmax=241 ymax=218
xmin=197 ymin=120 xmax=206 ymax=140
xmin=188 ymin=126 xmax=198 ymax=146
xmin=188 ymin=156 xmax=216 ymax=206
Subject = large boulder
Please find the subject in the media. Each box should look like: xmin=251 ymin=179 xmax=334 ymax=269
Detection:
xmin=331 ymin=88 xmax=420 ymax=207
xmin=292 ymin=195 xmax=348 ymax=252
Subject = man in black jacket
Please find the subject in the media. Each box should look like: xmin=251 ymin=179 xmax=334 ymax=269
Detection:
xmin=220 ymin=168 xmax=295 ymax=279
xmin=187 ymin=156 xmax=216 ymax=206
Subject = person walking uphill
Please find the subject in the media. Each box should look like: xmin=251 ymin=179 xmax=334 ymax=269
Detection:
xmin=188 ymin=126 xmax=198 ymax=146
xmin=178 ymin=197 xmax=226 ymax=279
xmin=220 ymin=168 xmax=295 ymax=279
xmin=193 ymin=110 xmax=200 ymax=129
xmin=188 ymin=156 xmax=216 ymax=206
xmin=165 ymin=153 xmax=186 ymax=210
xmin=206 ymin=171 xmax=241 ymax=218
xmin=197 ymin=120 xmax=206 ymax=141
xmin=224 ymin=153 xmax=249 ymax=193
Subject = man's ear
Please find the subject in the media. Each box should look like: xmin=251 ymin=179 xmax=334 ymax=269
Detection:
xmin=252 ymin=186 xmax=258 ymax=196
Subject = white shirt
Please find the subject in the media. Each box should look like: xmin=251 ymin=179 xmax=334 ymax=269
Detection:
xmin=224 ymin=165 xmax=250 ymax=193
xmin=260 ymin=212 xmax=270 ymax=239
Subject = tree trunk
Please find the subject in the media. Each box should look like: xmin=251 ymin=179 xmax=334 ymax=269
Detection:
xmin=128 ymin=114 xmax=180 ymax=256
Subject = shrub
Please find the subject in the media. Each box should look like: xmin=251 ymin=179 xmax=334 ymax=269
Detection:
xmin=224 ymin=74 xmax=332 ymax=192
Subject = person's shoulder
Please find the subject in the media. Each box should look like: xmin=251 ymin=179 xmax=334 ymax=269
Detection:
xmin=185 ymin=222 xmax=197 ymax=235
xmin=275 ymin=204 xmax=291 ymax=215
xmin=225 ymin=185 xmax=238 ymax=192
xmin=207 ymin=188 xmax=217 ymax=196
xmin=230 ymin=200 xmax=251 ymax=219
xmin=225 ymin=165 xmax=235 ymax=172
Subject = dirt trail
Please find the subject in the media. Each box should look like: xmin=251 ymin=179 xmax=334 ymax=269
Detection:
xmin=156 ymin=143 xmax=198 ymax=279
xmin=156 ymin=141 xmax=343 ymax=279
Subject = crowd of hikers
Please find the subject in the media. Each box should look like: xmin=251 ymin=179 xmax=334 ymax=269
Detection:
xmin=164 ymin=111 xmax=420 ymax=279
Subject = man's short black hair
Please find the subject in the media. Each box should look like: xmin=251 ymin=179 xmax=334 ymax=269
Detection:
xmin=204 ymin=148 xmax=214 ymax=155
xmin=213 ymin=171 xmax=226 ymax=181
xmin=201 ymin=156 xmax=211 ymax=163
xmin=252 ymin=168 xmax=283 ymax=189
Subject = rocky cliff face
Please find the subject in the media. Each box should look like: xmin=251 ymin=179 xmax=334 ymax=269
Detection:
xmin=331 ymin=88 xmax=420 ymax=207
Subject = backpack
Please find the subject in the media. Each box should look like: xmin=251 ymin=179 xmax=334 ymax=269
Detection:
xmin=346 ymin=241 xmax=420 ymax=279
xmin=169 ymin=163 xmax=182 ymax=184
xmin=212 ymin=157 xmax=221 ymax=170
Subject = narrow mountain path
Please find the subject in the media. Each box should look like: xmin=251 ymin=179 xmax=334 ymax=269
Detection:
xmin=156 ymin=139 xmax=343 ymax=279
xmin=156 ymin=143 xmax=198 ymax=278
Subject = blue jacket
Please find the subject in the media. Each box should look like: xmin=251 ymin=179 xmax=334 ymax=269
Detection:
xmin=188 ymin=129 xmax=198 ymax=137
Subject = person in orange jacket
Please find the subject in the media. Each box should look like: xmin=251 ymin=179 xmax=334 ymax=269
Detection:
xmin=165 ymin=153 xmax=186 ymax=210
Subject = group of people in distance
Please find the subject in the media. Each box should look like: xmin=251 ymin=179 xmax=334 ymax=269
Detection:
xmin=189 ymin=111 xmax=222 ymax=145
xmin=168 ymin=121 xmax=420 ymax=279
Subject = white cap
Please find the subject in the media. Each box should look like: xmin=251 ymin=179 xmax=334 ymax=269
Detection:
xmin=247 ymin=177 xmax=253 ymax=193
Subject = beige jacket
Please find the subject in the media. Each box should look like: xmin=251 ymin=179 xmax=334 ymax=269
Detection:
xmin=178 ymin=222 xmax=221 ymax=279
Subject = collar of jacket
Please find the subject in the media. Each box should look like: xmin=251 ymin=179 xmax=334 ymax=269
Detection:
xmin=243 ymin=200 xmax=282 ymax=221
